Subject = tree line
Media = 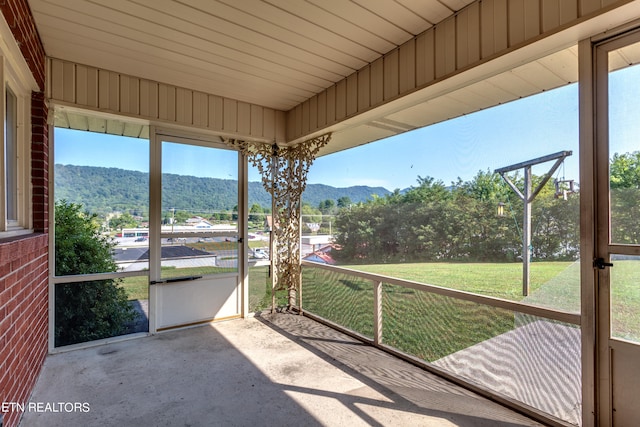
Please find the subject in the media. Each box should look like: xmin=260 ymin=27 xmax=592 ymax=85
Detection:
xmin=331 ymin=151 xmax=640 ymax=264
xmin=332 ymin=171 xmax=579 ymax=263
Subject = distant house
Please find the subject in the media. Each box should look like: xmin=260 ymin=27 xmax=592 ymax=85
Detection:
xmin=303 ymin=245 xmax=337 ymax=265
xmin=186 ymin=216 xmax=214 ymax=228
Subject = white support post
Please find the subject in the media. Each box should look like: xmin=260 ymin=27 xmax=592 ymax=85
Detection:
xmin=523 ymin=166 xmax=532 ymax=297
xmin=373 ymin=280 xmax=382 ymax=345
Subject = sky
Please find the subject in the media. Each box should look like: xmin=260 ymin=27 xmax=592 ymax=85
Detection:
xmin=54 ymin=63 xmax=640 ymax=192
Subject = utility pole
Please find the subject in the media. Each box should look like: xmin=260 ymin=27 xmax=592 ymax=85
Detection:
xmin=495 ymin=150 xmax=572 ymax=296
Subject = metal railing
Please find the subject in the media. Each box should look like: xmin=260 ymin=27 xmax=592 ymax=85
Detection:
xmin=300 ymin=260 xmax=581 ymax=427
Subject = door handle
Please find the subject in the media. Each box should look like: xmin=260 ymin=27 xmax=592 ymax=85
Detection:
xmin=593 ymin=258 xmax=614 ymax=269
xmin=150 ymin=275 xmax=203 ymax=285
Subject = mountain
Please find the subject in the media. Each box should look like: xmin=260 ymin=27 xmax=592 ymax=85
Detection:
xmin=54 ymin=164 xmax=390 ymax=215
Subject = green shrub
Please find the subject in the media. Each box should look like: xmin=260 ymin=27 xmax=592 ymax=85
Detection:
xmin=54 ymin=200 xmax=136 ymax=347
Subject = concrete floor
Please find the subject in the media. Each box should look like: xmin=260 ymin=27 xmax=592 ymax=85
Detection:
xmin=21 ymin=313 xmax=543 ymax=427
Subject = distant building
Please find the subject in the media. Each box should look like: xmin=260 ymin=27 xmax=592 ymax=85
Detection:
xmin=303 ymin=245 xmax=337 ymax=265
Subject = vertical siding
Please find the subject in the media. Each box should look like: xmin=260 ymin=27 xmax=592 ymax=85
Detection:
xmin=262 ymin=108 xmax=273 ymax=140
xmin=383 ymin=48 xmax=399 ymax=101
xmin=48 ymin=58 xmax=285 ymax=142
xmin=370 ymin=58 xmax=384 ymax=105
xmin=46 ymin=0 xmax=631 ymax=144
xmin=120 ymin=75 xmax=139 ymax=115
xmin=140 ymin=80 xmax=158 ymax=118
xmin=542 ymin=0 xmax=578 ymax=32
xmin=309 ymin=95 xmax=318 ymax=130
xmin=357 ymin=66 xmax=370 ymax=111
xmin=175 ymin=87 xmax=193 ymax=124
xmin=75 ymin=64 xmax=98 ymax=107
xmin=399 ymin=39 xmax=416 ymax=94
xmin=416 ymin=29 xmax=435 ymax=86
xmin=223 ymin=98 xmax=237 ymax=133
xmin=192 ymin=91 xmax=208 ymax=127
xmin=301 ymin=99 xmax=310 ymax=134
xmin=209 ymin=95 xmax=224 ymax=130
xmin=326 ymin=84 xmax=336 ymax=124
xmin=346 ymin=73 xmax=358 ymax=116
xmin=456 ymin=4 xmax=481 ymax=69
xmin=158 ymin=83 xmax=176 ymax=122
xmin=317 ymin=91 xmax=327 ymax=128
xmin=580 ymin=0 xmax=603 ymax=15
xmin=481 ymin=0 xmax=508 ymax=59
xmin=237 ymin=102 xmax=251 ymax=135
xmin=286 ymin=0 xmax=627 ymax=142
xmin=510 ymin=0 xmax=540 ymax=45
xmin=251 ymin=104 xmax=263 ymax=137
xmin=335 ymin=79 xmax=347 ymax=120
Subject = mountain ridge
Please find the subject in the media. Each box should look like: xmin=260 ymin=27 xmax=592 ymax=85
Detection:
xmin=54 ymin=164 xmax=391 ymax=215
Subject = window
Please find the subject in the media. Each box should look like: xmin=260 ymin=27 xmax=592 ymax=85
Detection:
xmin=1 ymin=79 xmax=31 ymax=236
xmin=5 ymin=87 xmax=17 ymax=222
xmin=0 ymin=19 xmax=37 ymax=238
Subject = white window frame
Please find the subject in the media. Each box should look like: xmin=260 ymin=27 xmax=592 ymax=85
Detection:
xmin=0 ymin=13 xmax=39 ymax=238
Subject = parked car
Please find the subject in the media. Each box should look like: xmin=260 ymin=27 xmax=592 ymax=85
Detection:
xmin=253 ymin=248 xmax=268 ymax=259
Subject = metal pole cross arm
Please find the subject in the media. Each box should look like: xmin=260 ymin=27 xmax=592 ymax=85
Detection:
xmin=494 ymin=150 xmax=573 ymax=296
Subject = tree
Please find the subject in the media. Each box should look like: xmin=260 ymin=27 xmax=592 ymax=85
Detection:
xmin=301 ymin=203 xmax=322 ymax=231
xmin=608 ymin=151 xmax=640 ymax=243
xmin=108 ymin=212 xmax=138 ymax=230
xmin=318 ymin=199 xmax=335 ymax=214
xmin=54 ymin=200 xmax=136 ymax=347
xmin=610 ymin=151 xmax=640 ymax=189
xmin=249 ymin=203 xmax=264 ymax=222
xmin=337 ymin=196 xmax=352 ymax=209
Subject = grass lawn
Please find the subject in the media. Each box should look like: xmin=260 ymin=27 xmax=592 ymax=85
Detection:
xmin=302 ymin=261 xmax=585 ymax=362
xmin=343 ymin=261 xmax=575 ymax=301
xmin=610 ymin=260 xmax=640 ymax=341
xmin=119 ymin=259 xmax=639 ymax=360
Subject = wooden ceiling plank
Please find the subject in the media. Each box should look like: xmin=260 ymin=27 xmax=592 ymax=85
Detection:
xmin=351 ymin=0 xmax=430 ymax=36
xmin=38 ymin=24 xmax=320 ymax=102
xmin=305 ymin=0 xmax=413 ymax=44
xmin=42 ymin=35 xmax=309 ymax=110
xmin=485 ymin=72 xmax=541 ymax=99
xmin=257 ymin=1 xmax=390 ymax=60
xmin=123 ymin=122 xmax=144 ymax=138
xmin=174 ymin=0 xmax=367 ymax=69
xmin=617 ymin=44 xmax=640 ymax=67
xmin=464 ymin=80 xmax=520 ymax=106
xmin=221 ymin=0 xmax=381 ymax=61
xmin=510 ymin=61 xmax=567 ymax=91
xmin=54 ymin=110 xmax=70 ymax=128
xmin=33 ymin=2 xmax=340 ymax=90
xmin=87 ymin=116 xmax=107 ymax=133
xmin=67 ymin=112 xmax=89 ymax=131
xmin=106 ymin=119 xmax=125 ymax=136
xmin=398 ymin=0 xmax=456 ymax=24
xmin=536 ymin=48 xmax=579 ymax=84
xmin=438 ymin=0 xmax=475 ymax=11
xmin=41 ymin=0 xmax=357 ymax=79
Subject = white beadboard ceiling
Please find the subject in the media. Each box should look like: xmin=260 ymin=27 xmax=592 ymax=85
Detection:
xmin=30 ymin=0 xmax=640 ymax=156
xmin=29 ymin=0 xmax=475 ymax=111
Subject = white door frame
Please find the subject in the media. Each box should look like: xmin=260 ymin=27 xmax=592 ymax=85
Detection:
xmin=148 ymin=127 xmax=248 ymax=333
xmin=580 ymin=26 xmax=640 ymax=427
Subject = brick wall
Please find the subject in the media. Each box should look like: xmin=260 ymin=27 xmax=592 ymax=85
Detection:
xmin=0 ymin=1 xmax=48 ymax=427
xmin=0 ymin=235 xmax=48 ymax=427
xmin=0 ymin=0 xmax=46 ymax=91
xmin=31 ymin=92 xmax=48 ymax=234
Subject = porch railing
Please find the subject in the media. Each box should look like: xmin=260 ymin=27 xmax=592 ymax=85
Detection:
xmin=300 ymin=260 xmax=581 ymax=427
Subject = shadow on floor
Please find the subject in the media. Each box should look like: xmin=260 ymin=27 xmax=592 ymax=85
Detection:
xmin=21 ymin=314 xmax=542 ymax=427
